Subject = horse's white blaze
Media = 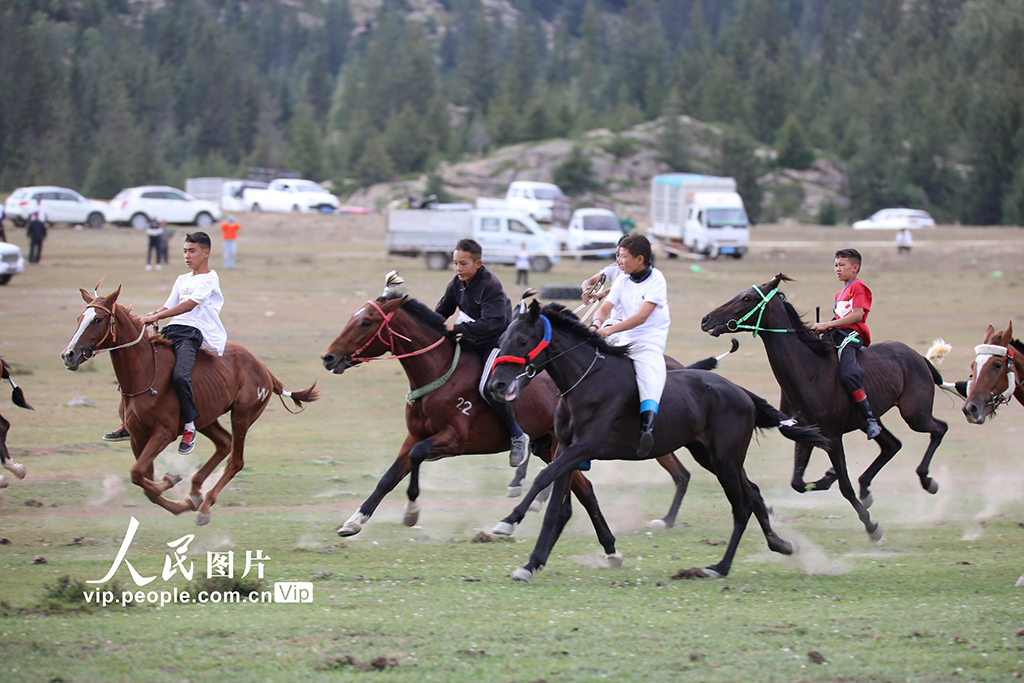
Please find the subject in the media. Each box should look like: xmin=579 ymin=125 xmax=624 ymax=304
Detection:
xmin=65 ymin=308 xmax=97 ymax=356
xmin=352 ymin=307 xmax=366 ymax=318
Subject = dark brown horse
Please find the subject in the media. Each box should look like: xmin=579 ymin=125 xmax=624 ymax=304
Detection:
xmin=61 ymin=286 xmax=319 ymax=524
xmin=702 ymin=274 xmax=951 ymax=540
xmin=962 ymin=322 xmax=1024 ymax=423
xmin=319 ymin=289 xmax=721 ymax=544
xmin=0 ymin=358 xmax=31 ymax=488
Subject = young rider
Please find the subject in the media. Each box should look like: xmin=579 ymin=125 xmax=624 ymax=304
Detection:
xmin=591 ymin=234 xmax=670 ymax=457
xmin=435 ymin=238 xmax=530 ymax=467
xmin=810 ymin=248 xmax=881 ymax=439
xmin=138 ymin=232 xmax=227 ymax=454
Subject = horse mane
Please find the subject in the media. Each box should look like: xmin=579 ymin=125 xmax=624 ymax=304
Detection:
xmin=539 ymin=302 xmax=629 ymax=356
xmin=1011 ymin=338 xmax=1024 ymax=356
xmin=779 ymin=300 xmax=833 ymax=358
xmin=379 ymin=291 xmax=449 ymax=338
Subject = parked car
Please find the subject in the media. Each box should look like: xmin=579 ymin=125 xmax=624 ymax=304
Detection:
xmin=852 ymin=208 xmax=936 ymax=230
xmin=243 ymin=179 xmax=340 ymax=213
xmin=4 ymin=186 xmax=108 ymax=228
xmin=107 ymin=186 xmax=221 ymax=229
xmin=0 ymin=241 xmax=25 ymax=285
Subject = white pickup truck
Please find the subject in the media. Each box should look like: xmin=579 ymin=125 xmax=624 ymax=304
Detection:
xmin=243 ymin=179 xmax=340 ymax=214
xmin=547 ymin=208 xmax=623 ymax=258
xmin=475 ymin=181 xmax=567 ymax=223
xmin=387 ymin=207 xmax=559 ymax=272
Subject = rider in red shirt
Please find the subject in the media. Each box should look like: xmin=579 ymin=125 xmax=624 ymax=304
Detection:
xmin=810 ymin=248 xmax=881 ymax=439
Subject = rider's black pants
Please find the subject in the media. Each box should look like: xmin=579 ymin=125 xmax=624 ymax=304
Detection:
xmin=162 ymin=324 xmax=204 ymax=425
xmin=828 ymin=328 xmax=866 ymax=395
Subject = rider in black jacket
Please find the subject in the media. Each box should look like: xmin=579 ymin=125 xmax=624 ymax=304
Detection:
xmin=436 ymin=238 xmax=529 ymax=467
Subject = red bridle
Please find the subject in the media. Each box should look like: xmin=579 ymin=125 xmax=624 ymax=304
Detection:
xmin=349 ymin=300 xmax=446 ymax=362
xmin=491 ymin=314 xmax=552 ymax=371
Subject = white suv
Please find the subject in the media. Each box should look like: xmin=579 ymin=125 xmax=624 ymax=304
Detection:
xmin=0 ymin=242 xmax=24 ymax=285
xmin=107 ymin=186 xmax=220 ymax=230
xmin=4 ymin=186 xmax=108 ymax=228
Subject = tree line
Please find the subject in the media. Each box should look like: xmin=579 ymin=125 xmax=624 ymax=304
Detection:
xmin=1 ymin=0 xmax=1022 ymax=224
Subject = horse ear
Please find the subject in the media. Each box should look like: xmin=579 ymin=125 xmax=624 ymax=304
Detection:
xmin=984 ymin=325 xmax=995 ymax=343
xmin=527 ymin=299 xmax=541 ymax=319
xmin=80 ymin=288 xmax=93 ymax=304
xmin=381 ymin=295 xmax=406 ymax=312
xmin=1007 ymin=321 xmax=1013 ymax=341
xmin=106 ymin=286 xmax=122 ymax=307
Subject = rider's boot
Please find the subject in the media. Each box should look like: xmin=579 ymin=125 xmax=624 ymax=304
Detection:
xmin=854 ymin=396 xmax=881 ymax=440
xmin=638 ymin=410 xmax=657 ymax=457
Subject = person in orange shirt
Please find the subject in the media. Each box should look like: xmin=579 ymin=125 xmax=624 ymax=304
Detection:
xmin=220 ymin=216 xmax=241 ymax=269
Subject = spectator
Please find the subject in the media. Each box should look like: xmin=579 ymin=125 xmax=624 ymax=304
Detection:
xmin=146 ymin=219 xmax=163 ymax=270
xmin=896 ymin=228 xmax=913 ymax=255
xmin=26 ymin=213 xmax=46 ymax=263
xmin=515 ymin=242 xmax=530 ymax=286
xmin=220 ymin=215 xmax=240 ymax=269
xmin=0 ymin=203 xmax=6 ymax=242
xmin=158 ymin=221 xmax=172 ymax=265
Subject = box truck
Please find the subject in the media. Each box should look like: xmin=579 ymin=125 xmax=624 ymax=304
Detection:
xmin=649 ymin=174 xmax=750 ymax=258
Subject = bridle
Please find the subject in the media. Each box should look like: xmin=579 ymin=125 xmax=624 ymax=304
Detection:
xmin=726 ymin=284 xmax=796 ymax=338
xmin=78 ymin=303 xmax=147 ymax=360
xmin=491 ymin=314 xmax=602 ymax=396
xmin=349 ymin=300 xmax=446 ymax=363
xmin=968 ymin=343 xmax=1022 ymax=412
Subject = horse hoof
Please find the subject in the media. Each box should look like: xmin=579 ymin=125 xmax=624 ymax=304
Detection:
xmin=402 ymin=500 xmax=421 ymax=527
xmin=189 ymin=494 xmax=203 ymax=510
xmin=510 ymin=567 xmax=533 ymax=582
xmin=787 ymin=540 xmax=800 ymax=555
xmin=492 ymin=521 xmax=515 ymax=536
xmin=5 ymin=462 xmax=25 ymax=479
xmin=337 ymin=523 xmax=361 ymax=537
xmin=860 ymin=492 xmax=874 ymax=509
xmin=164 ymin=472 xmax=182 ymax=487
xmin=195 ymin=513 xmax=211 ymax=526
xmin=702 ymin=567 xmax=723 ymax=578
xmin=528 ymin=499 xmax=543 ymax=513
xmin=645 ymin=519 xmax=668 ymax=530
xmin=868 ymin=522 xmax=883 ymax=543
xmin=605 ymin=552 xmax=623 ymax=568
xmin=0 ymin=475 xmax=7 ymax=489
xmin=927 ymin=480 xmax=939 ymax=495
xmin=506 ymin=485 xmax=522 ymax=498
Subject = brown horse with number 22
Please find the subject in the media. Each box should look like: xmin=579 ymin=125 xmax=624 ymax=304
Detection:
xmin=61 ymin=284 xmax=319 ymax=525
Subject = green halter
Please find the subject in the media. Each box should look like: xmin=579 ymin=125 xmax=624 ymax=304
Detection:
xmin=728 ymin=284 xmax=796 ymax=338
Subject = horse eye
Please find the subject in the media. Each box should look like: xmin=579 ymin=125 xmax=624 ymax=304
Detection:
xmin=993 ymin=361 xmax=1002 ymax=370
xmin=92 ymin=317 xmax=102 ymax=324
xmin=741 ymin=295 xmax=750 ymax=303
xmin=360 ymin=319 xmax=371 ymax=328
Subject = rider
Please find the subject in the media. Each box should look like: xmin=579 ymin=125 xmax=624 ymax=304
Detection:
xmin=137 ymin=231 xmax=227 ymax=455
xmin=435 ymin=238 xmax=530 ymax=468
xmin=591 ymin=233 xmax=671 ymax=457
xmin=810 ymin=248 xmax=881 ymax=439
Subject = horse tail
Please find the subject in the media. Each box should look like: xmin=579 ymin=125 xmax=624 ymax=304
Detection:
xmin=926 ymin=338 xmax=952 ymax=365
xmin=684 ymin=339 xmax=739 ymax=371
xmin=744 ymin=388 xmax=830 ymax=449
xmin=919 ymin=350 xmax=966 ymax=398
xmin=1 ymin=359 xmax=33 ymax=411
xmin=271 ymin=374 xmax=320 ymax=414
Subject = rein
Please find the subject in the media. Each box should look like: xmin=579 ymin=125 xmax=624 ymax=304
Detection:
xmin=350 ymin=300 xmax=446 ymax=363
xmin=969 ymin=343 xmax=1022 ymax=411
xmin=727 ymin=285 xmax=797 ymax=338
xmin=492 ymin=314 xmax=603 ymax=394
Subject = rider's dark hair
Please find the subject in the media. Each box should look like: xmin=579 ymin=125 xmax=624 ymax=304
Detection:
xmin=185 ymin=231 xmax=212 ymax=250
xmin=835 ymin=248 xmax=862 ymax=267
xmin=619 ymin=233 xmax=652 ymax=266
xmin=455 ymin=238 xmax=482 ymax=259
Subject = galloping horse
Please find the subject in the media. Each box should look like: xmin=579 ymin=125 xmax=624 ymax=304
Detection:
xmin=485 ymin=301 xmax=829 ymax=582
xmin=61 ymin=285 xmax=319 ymax=524
xmin=320 ymin=286 xmax=731 ymax=540
xmin=962 ymin=322 xmax=1024 ymax=423
xmin=0 ymin=358 xmax=31 ymax=488
xmin=701 ymin=274 xmax=951 ymax=540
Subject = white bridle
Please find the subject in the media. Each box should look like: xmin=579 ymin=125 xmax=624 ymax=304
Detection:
xmin=968 ymin=343 xmax=1018 ymax=408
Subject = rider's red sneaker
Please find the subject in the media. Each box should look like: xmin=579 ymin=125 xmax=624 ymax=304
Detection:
xmin=178 ymin=429 xmax=196 ymax=455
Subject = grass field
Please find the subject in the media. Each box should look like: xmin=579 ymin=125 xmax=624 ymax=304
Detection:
xmin=0 ymin=215 xmax=1023 ymax=682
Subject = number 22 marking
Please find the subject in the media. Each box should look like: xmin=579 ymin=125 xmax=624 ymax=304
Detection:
xmin=456 ymin=397 xmax=472 ymax=416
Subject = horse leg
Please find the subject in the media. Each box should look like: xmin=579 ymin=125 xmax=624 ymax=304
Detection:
xmin=129 ymin=433 xmax=195 ymax=515
xmin=492 ymin=443 xmax=592 ymax=535
xmin=826 ymin=442 xmax=883 ymax=542
xmin=404 ymin=438 xmax=437 ymax=527
xmin=194 ymin=417 xmax=253 ymax=526
xmin=187 ymin=420 xmax=233 ymax=516
xmin=512 ymin=471 xmax=575 ymax=582
xmin=903 ymin=411 xmax=947 ymax=495
xmin=791 ymin=441 xmax=838 ymax=492
xmin=744 ymin=474 xmax=794 ymax=555
xmin=530 ymin=480 xmax=552 ymax=512
xmin=507 ymin=458 xmax=529 ymax=498
xmin=648 ymin=452 xmax=690 ymax=529
xmin=854 ymin=428 xmax=901 ymax=508
xmin=567 ymin=470 xmax=620 ymax=565
xmin=338 ymin=435 xmax=416 ymax=537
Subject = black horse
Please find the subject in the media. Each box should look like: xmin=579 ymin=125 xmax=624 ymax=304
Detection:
xmin=485 ymin=301 xmax=830 ymax=582
xmin=701 ymin=274 xmax=951 ymax=540
xmin=0 ymin=358 xmax=32 ymax=487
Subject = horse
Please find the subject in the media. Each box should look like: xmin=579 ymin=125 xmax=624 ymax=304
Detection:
xmin=701 ymin=273 xmax=952 ymax=539
xmin=961 ymin=322 xmax=1024 ymax=423
xmin=0 ymin=358 xmax=31 ymax=488
xmin=61 ymin=285 xmax=319 ymax=524
xmin=485 ymin=300 xmax=830 ymax=582
xmin=319 ymin=285 xmax=736 ymax=540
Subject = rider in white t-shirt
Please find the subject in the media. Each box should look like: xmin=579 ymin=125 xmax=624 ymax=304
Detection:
xmin=592 ymin=233 xmax=670 ymax=457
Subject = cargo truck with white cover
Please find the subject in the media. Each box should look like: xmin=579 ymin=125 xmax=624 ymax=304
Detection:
xmin=387 ymin=207 xmax=559 ymax=272
xmin=649 ymin=174 xmax=750 ymax=258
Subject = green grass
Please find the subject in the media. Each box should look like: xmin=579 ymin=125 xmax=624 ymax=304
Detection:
xmin=1 ymin=217 xmax=1023 ymax=681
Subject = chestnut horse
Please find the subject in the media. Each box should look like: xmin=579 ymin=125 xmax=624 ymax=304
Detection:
xmin=61 ymin=286 xmax=319 ymax=524
xmin=320 ymin=289 xmax=729 ymax=542
xmin=962 ymin=322 xmax=1024 ymax=423
xmin=0 ymin=358 xmax=31 ymax=488
xmin=702 ymin=274 xmax=952 ymax=541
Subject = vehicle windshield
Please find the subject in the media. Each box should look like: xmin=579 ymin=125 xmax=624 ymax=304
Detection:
xmin=706 ymin=208 xmax=749 ymax=228
xmin=295 ymin=183 xmax=327 ymax=193
xmin=582 ymin=215 xmax=621 ymax=233
xmin=533 ymin=189 xmax=562 ymax=200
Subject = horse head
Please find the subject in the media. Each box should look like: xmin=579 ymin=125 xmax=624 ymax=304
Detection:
xmin=61 ymin=285 xmax=123 ymax=371
xmin=963 ymin=322 xmax=1017 ymax=424
xmin=486 ymin=299 xmax=549 ymax=403
xmin=321 ymin=295 xmax=407 ymax=374
xmin=701 ymin=273 xmax=793 ymax=337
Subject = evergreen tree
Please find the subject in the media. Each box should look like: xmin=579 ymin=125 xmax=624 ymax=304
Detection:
xmin=554 ymin=145 xmax=598 ymax=195
xmin=719 ymin=131 xmax=764 ymax=223
xmin=658 ymin=93 xmax=688 ymax=172
xmin=353 ymin=134 xmax=396 ymax=186
xmin=775 ymin=113 xmax=814 ymax=169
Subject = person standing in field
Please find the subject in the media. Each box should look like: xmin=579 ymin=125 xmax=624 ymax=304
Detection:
xmin=146 ymin=218 xmax=163 ymax=270
xmin=26 ymin=213 xmax=46 ymax=264
xmin=220 ymin=215 xmax=240 ymax=269
xmin=515 ymin=242 xmax=530 ymax=286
